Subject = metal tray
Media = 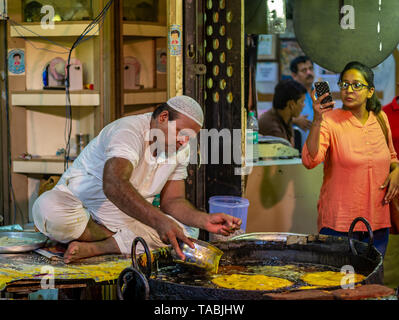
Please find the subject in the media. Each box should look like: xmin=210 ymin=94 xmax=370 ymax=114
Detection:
xmin=0 ymin=232 xmax=48 ymax=254
xmin=231 ymin=232 xmax=307 ymax=242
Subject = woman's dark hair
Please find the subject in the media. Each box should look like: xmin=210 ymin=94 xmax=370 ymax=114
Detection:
xmin=273 ymin=79 xmax=307 ymax=110
xmin=152 ymin=102 xmax=180 ymax=121
xmin=339 ymin=61 xmax=381 ymax=114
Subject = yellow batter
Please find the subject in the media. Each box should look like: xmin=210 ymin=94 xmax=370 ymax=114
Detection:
xmin=211 ymin=274 xmax=293 ymax=291
xmin=0 ymin=259 xmax=132 ymax=291
xmin=301 ymin=271 xmax=366 ymax=288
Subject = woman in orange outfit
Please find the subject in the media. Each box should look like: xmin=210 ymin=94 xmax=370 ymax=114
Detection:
xmin=302 ymin=61 xmax=399 ymax=257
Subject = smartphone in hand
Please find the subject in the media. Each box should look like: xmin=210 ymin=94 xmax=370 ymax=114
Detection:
xmin=314 ymin=81 xmax=334 ymax=108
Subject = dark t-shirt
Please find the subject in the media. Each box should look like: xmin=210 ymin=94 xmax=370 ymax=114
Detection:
xmin=258 ymin=108 xmax=294 ymax=145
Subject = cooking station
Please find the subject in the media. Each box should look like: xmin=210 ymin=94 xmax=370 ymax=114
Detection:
xmin=116 ymin=220 xmax=397 ymax=301
xmin=0 ymin=0 xmax=399 ymax=305
xmin=0 ymin=232 xmax=131 ymax=300
xmin=0 ymin=219 xmax=397 ymax=300
xmin=0 ymin=253 xmax=131 ymax=300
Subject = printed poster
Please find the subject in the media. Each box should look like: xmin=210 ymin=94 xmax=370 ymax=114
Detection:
xmin=8 ymin=49 xmax=25 ymax=75
xmin=256 ymin=62 xmax=278 ymax=82
xmin=169 ymin=24 xmax=182 ymax=56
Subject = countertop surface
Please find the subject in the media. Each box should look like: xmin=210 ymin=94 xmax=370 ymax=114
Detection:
xmin=0 ymin=251 xmax=131 ymax=291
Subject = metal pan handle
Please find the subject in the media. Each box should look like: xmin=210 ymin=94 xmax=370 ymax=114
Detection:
xmin=348 ymin=217 xmax=374 ymax=257
xmin=131 ymin=237 xmax=152 ymax=278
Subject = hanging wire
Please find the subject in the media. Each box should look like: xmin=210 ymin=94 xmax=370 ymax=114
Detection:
xmin=64 ymin=0 xmax=115 ymax=171
xmin=5 ymin=0 xmax=115 ymax=171
xmin=8 ymin=19 xmax=71 ymax=53
xmin=5 ymin=1 xmax=115 ymax=170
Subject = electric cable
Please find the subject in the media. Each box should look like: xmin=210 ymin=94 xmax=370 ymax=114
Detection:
xmin=64 ymin=0 xmax=115 ymax=170
xmin=3 ymin=1 xmax=114 ymax=171
xmin=8 ymin=19 xmax=71 ymax=53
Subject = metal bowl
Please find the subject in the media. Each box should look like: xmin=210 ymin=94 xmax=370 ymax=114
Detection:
xmin=231 ymin=232 xmax=308 ymax=242
xmin=0 ymin=232 xmax=48 ymax=253
xmin=171 ymin=238 xmax=224 ymax=273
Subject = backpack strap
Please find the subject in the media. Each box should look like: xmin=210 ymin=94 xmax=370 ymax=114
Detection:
xmin=375 ymin=111 xmax=389 ymax=146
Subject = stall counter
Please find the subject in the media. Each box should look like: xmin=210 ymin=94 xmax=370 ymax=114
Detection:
xmin=244 ymin=160 xmax=323 ymax=235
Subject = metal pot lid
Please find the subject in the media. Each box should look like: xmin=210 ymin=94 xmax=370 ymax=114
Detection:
xmin=293 ymin=0 xmax=399 ymax=72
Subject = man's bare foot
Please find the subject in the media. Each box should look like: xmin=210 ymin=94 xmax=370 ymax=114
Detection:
xmin=64 ymin=237 xmax=120 ymax=264
xmin=77 ymin=218 xmax=116 ymax=242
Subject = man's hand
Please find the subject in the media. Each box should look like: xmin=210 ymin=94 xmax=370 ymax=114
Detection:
xmin=204 ymin=213 xmax=242 ymax=236
xmin=155 ymin=216 xmax=194 ymax=261
xmin=292 ymin=115 xmax=312 ymax=131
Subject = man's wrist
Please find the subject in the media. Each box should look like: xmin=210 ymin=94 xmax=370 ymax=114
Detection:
xmin=196 ymin=211 xmax=211 ymax=231
xmin=150 ymin=207 xmax=168 ymax=230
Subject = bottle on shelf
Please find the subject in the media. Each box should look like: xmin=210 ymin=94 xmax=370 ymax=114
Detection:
xmin=246 ymin=110 xmax=259 ymax=164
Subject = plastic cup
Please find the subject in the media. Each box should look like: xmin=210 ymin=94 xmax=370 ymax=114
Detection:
xmin=209 ymin=196 xmax=250 ymax=231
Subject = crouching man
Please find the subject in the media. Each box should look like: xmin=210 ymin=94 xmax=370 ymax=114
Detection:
xmin=33 ymin=95 xmax=241 ymax=263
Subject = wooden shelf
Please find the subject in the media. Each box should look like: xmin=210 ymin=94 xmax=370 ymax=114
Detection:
xmin=10 ymin=22 xmax=100 ymax=38
xmin=13 ymin=157 xmax=72 ymax=175
xmin=124 ymin=89 xmax=167 ymax=106
xmin=123 ymin=22 xmax=167 ymax=37
xmin=12 ymin=90 xmax=100 ymax=107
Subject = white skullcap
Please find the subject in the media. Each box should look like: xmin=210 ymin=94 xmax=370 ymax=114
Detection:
xmin=167 ymin=95 xmax=204 ymax=127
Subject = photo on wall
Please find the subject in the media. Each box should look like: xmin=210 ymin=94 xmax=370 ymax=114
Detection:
xmin=279 ymin=39 xmax=305 ymax=79
xmin=8 ymin=48 xmax=26 ymax=76
xmin=257 ymin=35 xmax=277 ymax=60
xmin=156 ymin=48 xmax=167 ymax=74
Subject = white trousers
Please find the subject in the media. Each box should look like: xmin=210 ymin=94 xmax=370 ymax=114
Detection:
xmin=32 ymin=174 xmax=198 ymax=255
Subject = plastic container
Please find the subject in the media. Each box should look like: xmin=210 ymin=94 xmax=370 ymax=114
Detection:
xmin=209 ymin=196 xmax=250 ymax=231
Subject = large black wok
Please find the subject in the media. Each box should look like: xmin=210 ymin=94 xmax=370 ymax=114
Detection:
xmin=117 ymin=217 xmax=383 ymax=300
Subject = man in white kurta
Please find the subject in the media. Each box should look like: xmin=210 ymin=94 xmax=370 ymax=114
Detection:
xmin=33 ymin=96 xmax=241 ymax=263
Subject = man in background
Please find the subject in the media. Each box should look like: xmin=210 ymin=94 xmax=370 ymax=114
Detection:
xmin=290 ymin=55 xmax=315 ymax=148
xmin=259 ymin=79 xmax=307 ymax=148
